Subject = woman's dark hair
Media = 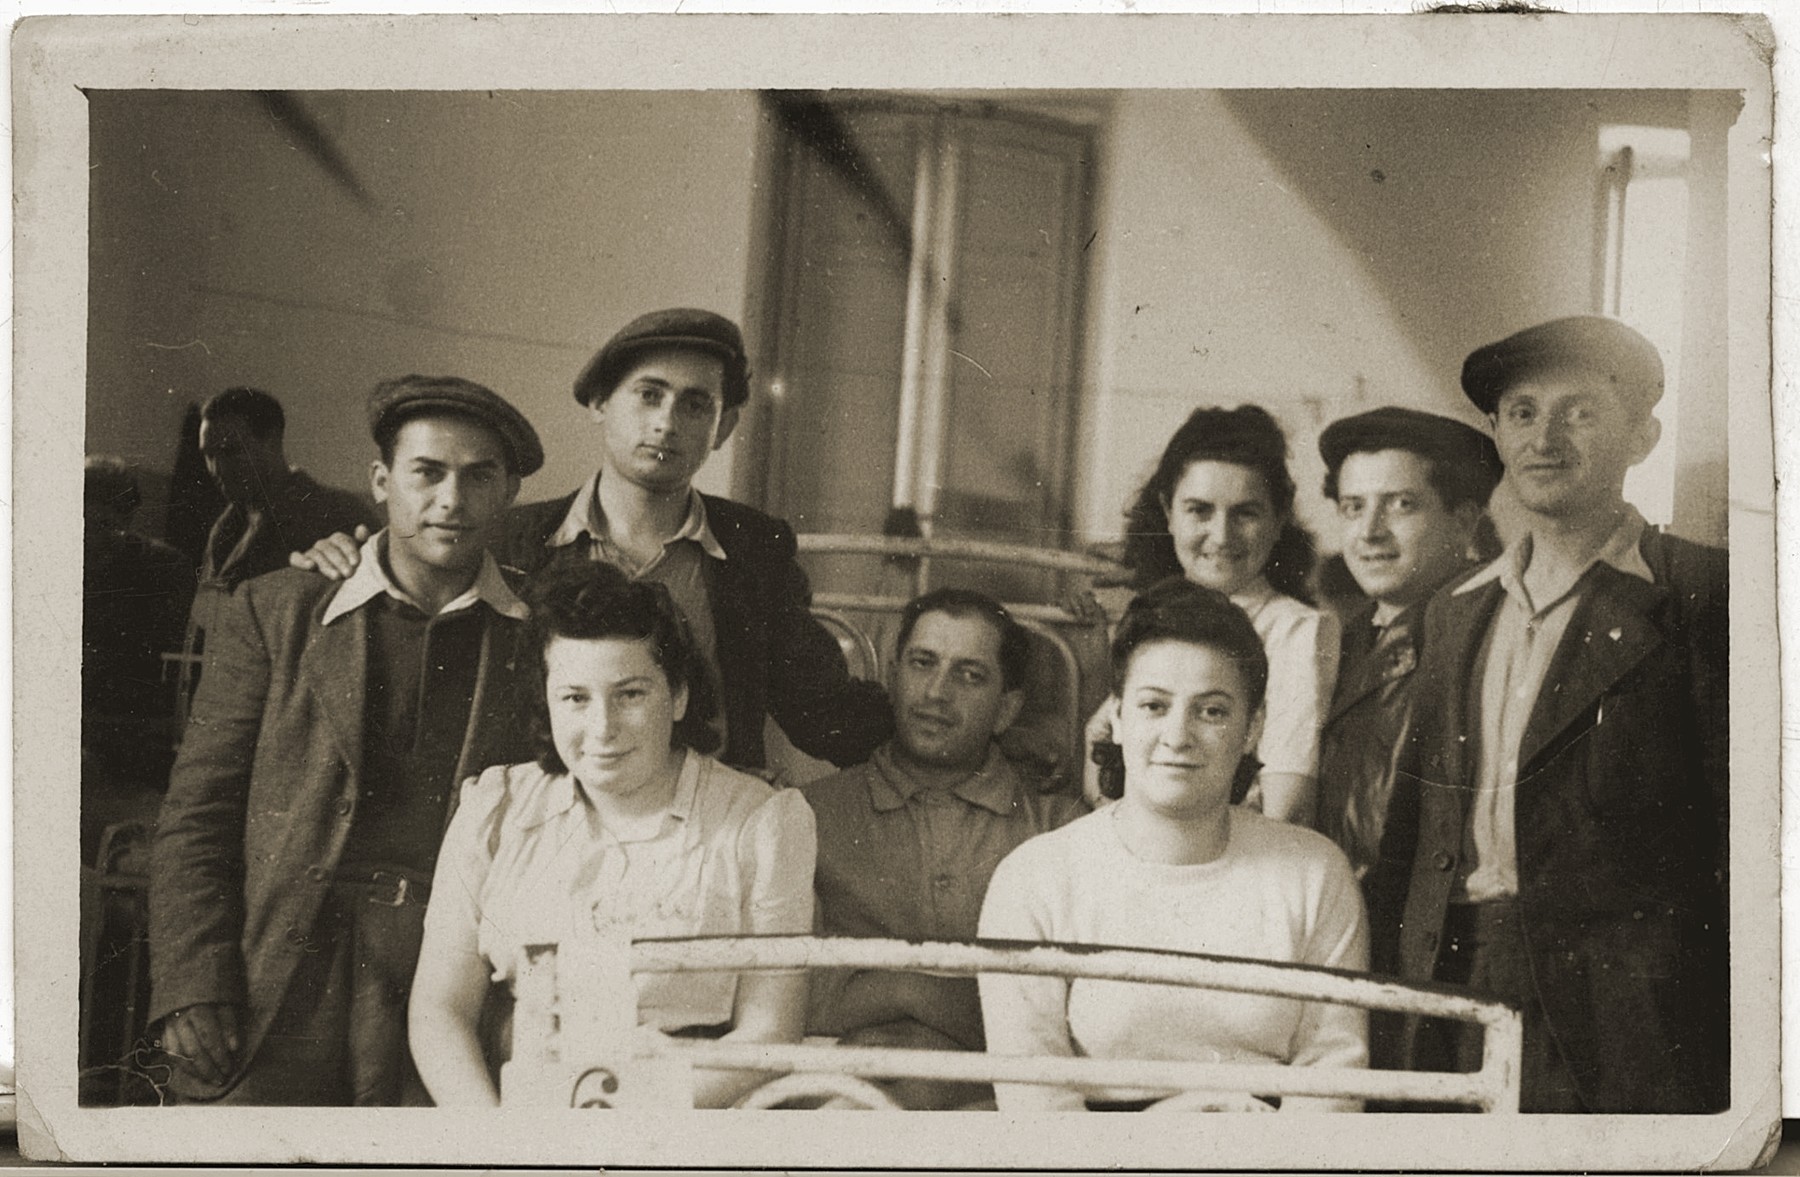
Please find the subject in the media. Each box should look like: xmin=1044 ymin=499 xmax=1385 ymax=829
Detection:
xmin=527 ymin=561 xmax=721 ymax=772
xmin=1099 ymin=577 xmax=1267 ymax=803
xmin=1122 ymin=404 xmax=1317 ymax=603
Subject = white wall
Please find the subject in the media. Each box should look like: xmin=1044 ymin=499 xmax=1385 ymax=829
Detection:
xmin=1074 ymin=88 xmax=1721 ymax=550
xmin=88 ymin=90 xmax=764 ymax=512
xmin=89 ymin=88 xmax=1729 ymax=552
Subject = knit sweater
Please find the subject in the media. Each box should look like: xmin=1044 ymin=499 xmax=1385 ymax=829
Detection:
xmin=976 ymin=806 xmax=1369 ymax=1112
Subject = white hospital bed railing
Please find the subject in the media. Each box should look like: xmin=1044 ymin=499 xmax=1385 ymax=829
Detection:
xmin=500 ymin=934 xmax=1522 ymax=1113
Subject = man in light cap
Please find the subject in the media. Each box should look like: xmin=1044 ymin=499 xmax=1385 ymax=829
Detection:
xmin=150 ymin=376 xmax=542 ymax=1104
xmin=1386 ymin=316 xmax=1728 ymax=1112
xmin=298 ymin=308 xmax=893 ymax=773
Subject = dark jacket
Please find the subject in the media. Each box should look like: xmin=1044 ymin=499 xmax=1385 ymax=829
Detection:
xmin=490 ymin=490 xmax=893 ymax=771
xmin=179 ymin=469 xmax=375 ymax=713
xmin=1377 ymin=527 xmax=1728 ymax=1113
xmin=198 ymin=468 xmax=374 ymax=591
xmin=1316 ymin=597 xmax=1423 ymax=975
xmin=148 ymin=568 xmax=536 ymax=1098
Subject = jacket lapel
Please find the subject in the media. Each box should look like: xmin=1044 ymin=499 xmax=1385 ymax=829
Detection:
xmin=1519 ymin=564 xmax=1670 ymax=773
xmin=1326 ymin=601 xmax=1413 ymax=725
xmin=298 ymin=600 xmax=368 ymax=774
xmin=1422 ymin=581 xmax=1506 ymax=795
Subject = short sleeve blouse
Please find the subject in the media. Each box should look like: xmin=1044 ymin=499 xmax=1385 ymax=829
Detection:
xmin=1230 ymin=580 xmax=1341 ymax=781
xmin=425 ymin=751 xmax=817 ymax=1033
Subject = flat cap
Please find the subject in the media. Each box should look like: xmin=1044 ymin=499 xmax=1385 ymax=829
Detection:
xmin=573 ymin=307 xmax=750 ymax=409
xmin=368 ymin=374 xmax=544 ymax=477
xmin=1321 ymin=406 xmax=1503 ymax=505
xmin=1461 ymin=315 xmax=1663 ymax=416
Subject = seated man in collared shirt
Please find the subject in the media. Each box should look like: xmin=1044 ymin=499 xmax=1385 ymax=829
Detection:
xmin=1383 ymin=317 xmax=1728 ymax=1113
xmin=801 ymin=588 xmax=1088 ymax=1109
xmin=293 ymin=308 xmax=892 ymax=774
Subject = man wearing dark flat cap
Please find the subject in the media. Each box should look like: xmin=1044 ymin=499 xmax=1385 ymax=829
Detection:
xmin=150 ymin=376 xmax=543 ymax=1105
xmin=298 ymin=308 xmax=893 ymax=773
xmin=1313 ymin=409 xmax=1501 ymax=956
xmin=1384 ymin=316 xmax=1728 ymax=1113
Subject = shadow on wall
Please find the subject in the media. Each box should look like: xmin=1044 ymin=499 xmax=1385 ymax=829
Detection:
xmin=1217 ymin=89 xmax=1695 ymax=385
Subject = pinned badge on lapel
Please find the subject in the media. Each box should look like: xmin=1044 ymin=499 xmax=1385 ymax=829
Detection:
xmin=1387 ymin=645 xmax=1417 ymax=679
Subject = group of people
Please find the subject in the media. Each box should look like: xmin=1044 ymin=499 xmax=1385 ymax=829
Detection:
xmin=126 ymin=304 xmax=1726 ymax=1115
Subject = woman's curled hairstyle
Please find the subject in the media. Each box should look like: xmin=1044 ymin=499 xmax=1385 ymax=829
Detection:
xmin=1122 ymin=404 xmax=1316 ymax=601
xmin=1102 ymin=576 xmax=1268 ymax=803
xmin=527 ymin=561 xmax=721 ymax=768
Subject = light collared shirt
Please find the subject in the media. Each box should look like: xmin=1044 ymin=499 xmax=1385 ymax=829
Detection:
xmin=320 ymin=530 xmax=528 ymax=626
xmin=806 ymin=744 xmax=1086 ymax=950
xmin=1454 ymin=508 xmax=1655 ymax=901
xmin=425 ymin=752 xmax=816 ymax=1033
xmin=1370 ymin=599 xmax=1406 ymax=630
xmin=801 ymin=743 xmax=1086 ymax=1048
xmin=1229 ymin=578 xmax=1341 ymax=784
xmin=548 ymin=471 xmax=729 ymax=751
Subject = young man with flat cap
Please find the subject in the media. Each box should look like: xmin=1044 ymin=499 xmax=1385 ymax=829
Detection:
xmin=1384 ymin=316 xmax=1728 ymax=1113
xmin=150 ymin=376 xmax=543 ymax=1105
xmin=298 ymin=308 xmax=892 ymax=773
xmin=1314 ymin=409 xmax=1500 ymax=921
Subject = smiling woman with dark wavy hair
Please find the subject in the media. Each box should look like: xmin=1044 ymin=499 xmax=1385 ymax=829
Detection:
xmin=1095 ymin=405 xmax=1340 ymax=827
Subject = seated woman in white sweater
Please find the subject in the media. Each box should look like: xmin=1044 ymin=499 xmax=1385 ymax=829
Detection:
xmin=979 ymin=578 xmax=1369 ymax=1112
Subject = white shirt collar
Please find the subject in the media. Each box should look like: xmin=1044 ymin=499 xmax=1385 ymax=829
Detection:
xmin=1455 ymin=506 xmax=1655 ymax=601
xmin=321 ymin=529 xmax=529 ymax=625
xmin=547 ymin=470 xmax=727 ymax=561
xmin=1228 ymin=575 xmax=1277 ymax=617
xmin=528 ymin=749 xmax=703 ymax=847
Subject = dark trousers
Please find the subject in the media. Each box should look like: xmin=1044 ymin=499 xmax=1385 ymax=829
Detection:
xmin=1413 ymin=900 xmax=1585 ymax=1114
xmin=213 ymin=881 xmax=431 ymax=1107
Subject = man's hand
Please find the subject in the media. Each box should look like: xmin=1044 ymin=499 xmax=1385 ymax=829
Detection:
xmin=288 ymin=527 xmax=370 ymax=580
xmin=159 ymin=1002 xmax=245 ymax=1087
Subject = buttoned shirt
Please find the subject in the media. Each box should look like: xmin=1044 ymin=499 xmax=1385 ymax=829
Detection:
xmin=802 ymin=743 xmax=1086 ymax=1047
xmin=1453 ymin=509 xmax=1654 ymax=901
xmin=426 ymin=752 xmax=816 ymax=1034
xmin=321 ymin=530 xmax=527 ymax=626
xmin=548 ymin=471 xmax=729 ymax=752
xmin=805 ymin=744 xmax=1086 ymax=949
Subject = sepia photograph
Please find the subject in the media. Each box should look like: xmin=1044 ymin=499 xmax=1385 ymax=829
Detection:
xmin=12 ymin=9 xmax=1781 ymax=1169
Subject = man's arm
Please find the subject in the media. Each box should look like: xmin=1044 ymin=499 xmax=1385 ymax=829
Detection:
xmin=757 ymin=522 xmax=894 ymax=767
xmin=147 ymin=583 xmax=271 ymax=1037
xmin=829 ymin=970 xmax=986 ymax=1050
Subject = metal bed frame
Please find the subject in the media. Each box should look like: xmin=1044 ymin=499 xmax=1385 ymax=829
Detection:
xmin=499 ymin=934 xmax=1523 ymax=1113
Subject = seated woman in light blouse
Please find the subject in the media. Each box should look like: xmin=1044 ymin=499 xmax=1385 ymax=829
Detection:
xmin=981 ymin=579 xmax=1368 ymax=1112
xmin=409 ymin=562 xmax=817 ymax=1108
